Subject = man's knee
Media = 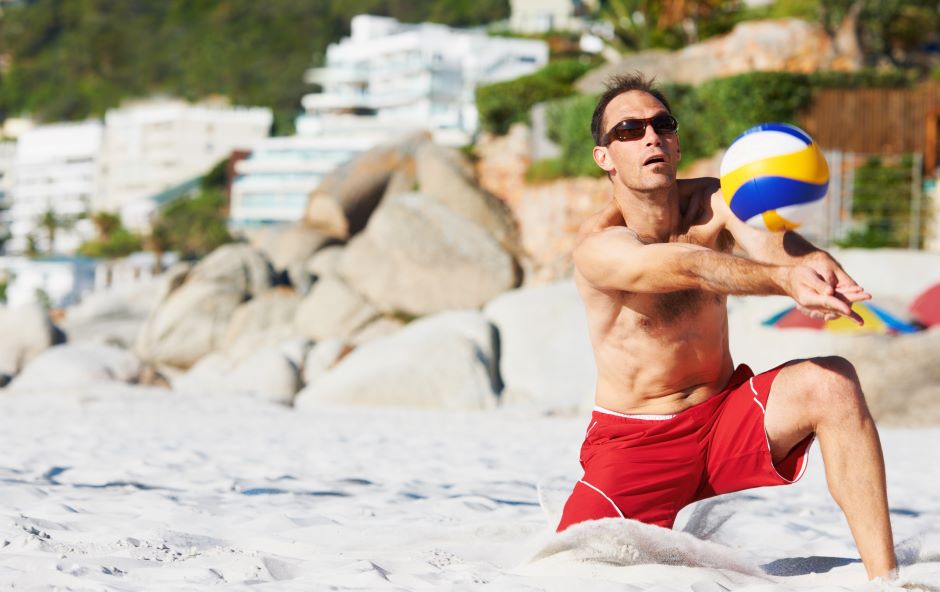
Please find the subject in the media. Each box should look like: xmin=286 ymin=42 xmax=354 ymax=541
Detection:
xmin=799 ymin=356 xmax=869 ymax=420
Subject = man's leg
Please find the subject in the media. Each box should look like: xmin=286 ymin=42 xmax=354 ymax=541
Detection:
xmin=763 ymin=356 xmax=896 ymax=580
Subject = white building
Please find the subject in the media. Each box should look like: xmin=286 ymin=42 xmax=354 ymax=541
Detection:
xmin=229 ymin=14 xmax=548 ymax=229
xmin=509 ymin=0 xmax=598 ymax=34
xmin=8 ymin=121 xmax=102 ymax=255
xmin=98 ymin=99 xmax=272 ymax=229
xmin=303 ymin=15 xmax=549 ymax=144
xmin=229 ymin=133 xmax=399 ymax=228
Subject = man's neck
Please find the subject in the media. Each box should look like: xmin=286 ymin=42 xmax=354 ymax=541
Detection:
xmin=614 ymin=185 xmax=680 ymax=244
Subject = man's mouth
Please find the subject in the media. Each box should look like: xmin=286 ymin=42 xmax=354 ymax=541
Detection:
xmin=643 ymin=154 xmax=667 ymax=166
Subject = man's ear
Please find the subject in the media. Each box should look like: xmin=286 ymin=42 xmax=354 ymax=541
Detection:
xmin=593 ymin=146 xmax=615 ymax=173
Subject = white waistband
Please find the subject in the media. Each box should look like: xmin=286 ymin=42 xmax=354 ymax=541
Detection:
xmin=593 ymin=405 xmax=677 ymax=420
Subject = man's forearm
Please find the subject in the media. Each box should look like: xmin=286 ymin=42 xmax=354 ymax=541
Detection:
xmin=683 ymin=249 xmax=788 ymax=296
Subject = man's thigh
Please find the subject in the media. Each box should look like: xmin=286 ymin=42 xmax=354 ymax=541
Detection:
xmin=699 ymin=363 xmax=815 ymax=498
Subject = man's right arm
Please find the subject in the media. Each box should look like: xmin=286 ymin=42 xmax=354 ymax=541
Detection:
xmin=573 ymin=227 xmax=856 ymax=318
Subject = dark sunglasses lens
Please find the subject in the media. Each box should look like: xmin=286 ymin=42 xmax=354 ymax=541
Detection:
xmin=652 ymin=115 xmax=678 ymax=133
xmin=614 ymin=120 xmax=645 ymax=141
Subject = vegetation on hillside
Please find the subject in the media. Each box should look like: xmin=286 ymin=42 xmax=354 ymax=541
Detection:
xmin=0 ymin=0 xmax=509 ymax=133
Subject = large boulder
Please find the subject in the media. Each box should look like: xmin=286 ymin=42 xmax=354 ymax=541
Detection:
xmin=0 ymin=304 xmax=66 ymax=380
xmin=306 ymin=245 xmax=344 ymax=280
xmin=9 ymin=343 xmax=141 ymax=392
xmin=222 ymin=288 xmax=303 ymax=363
xmin=136 ymin=244 xmax=275 ymax=368
xmin=415 ymin=141 xmax=521 ymax=252
xmin=294 ymin=276 xmax=379 ymax=342
xmin=186 ymin=243 xmax=275 ymax=298
xmin=338 ymin=192 xmax=520 ymax=316
xmin=136 ymin=282 xmax=246 ymax=368
xmin=304 ymin=133 xmax=429 ymax=239
xmin=251 ymin=223 xmax=332 ymax=272
xmin=484 ymin=280 xmax=595 ymax=413
xmin=295 ymin=311 xmax=500 ymax=410
xmin=173 ymin=341 xmax=307 ymax=405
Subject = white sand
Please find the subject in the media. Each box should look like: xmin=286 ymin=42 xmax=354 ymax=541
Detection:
xmin=0 ymin=385 xmax=937 ymax=590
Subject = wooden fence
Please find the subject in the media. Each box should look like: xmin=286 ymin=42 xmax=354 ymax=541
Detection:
xmin=798 ymin=81 xmax=940 ymax=175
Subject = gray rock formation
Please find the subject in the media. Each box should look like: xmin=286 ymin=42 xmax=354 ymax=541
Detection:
xmin=9 ymin=343 xmax=141 ymax=391
xmin=338 ymin=192 xmax=519 ymax=316
xmin=136 ymin=244 xmax=276 ymax=368
xmin=415 ymin=141 xmax=520 ymax=252
xmin=484 ymin=280 xmax=595 ymax=413
xmin=294 ymin=275 xmax=379 ymax=341
xmin=295 ymin=310 xmax=500 ymax=410
xmin=0 ymin=304 xmax=66 ymax=381
xmin=304 ymin=132 xmax=429 ymax=239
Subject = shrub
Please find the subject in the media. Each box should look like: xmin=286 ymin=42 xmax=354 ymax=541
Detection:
xmin=476 ymin=59 xmax=595 ymax=135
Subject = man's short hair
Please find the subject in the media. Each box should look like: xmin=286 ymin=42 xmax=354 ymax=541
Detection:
xmin=591 ymin=72 xmax=673 ymax=146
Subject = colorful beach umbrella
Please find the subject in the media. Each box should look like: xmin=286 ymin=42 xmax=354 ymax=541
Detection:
xmin=909 ymin=283 xmax=940 ymax=328
xmin=762 ymin=301 xmax=920 ymax=334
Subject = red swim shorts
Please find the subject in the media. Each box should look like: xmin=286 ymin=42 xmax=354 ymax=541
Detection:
xmin=557 ymin=364 xmax=814 ymax=532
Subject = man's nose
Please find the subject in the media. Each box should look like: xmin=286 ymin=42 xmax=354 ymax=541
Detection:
xmin=643 ymin=122 xmax=662 ymax=146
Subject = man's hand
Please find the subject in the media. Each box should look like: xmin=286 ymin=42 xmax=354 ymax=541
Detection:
xmin=797 ymin=251 xmax=871 ymax=322
xmin=677 ymin=177 xmax=720 ymax=231
xmin=782 ymin=264 xmax=866 ymax=325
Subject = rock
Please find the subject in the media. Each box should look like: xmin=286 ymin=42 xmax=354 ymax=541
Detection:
xmin=338 ymin=192 xmax=520 ymax=316
xmin=226 ymin=347 xmax=303 ymax=405
xmin=252 ymin=223 xmax=332 ymax=271
xmin=0 ymin=304 xmax=66 ymax=377
xmin=301 ymin=338 xmax=350 ymax=387
xmin=304 ymin=132 xmax=429 ymax=239
xmin=186 ymin=243 xmax=275 ymax=298
xmin=349 ymin=316 xmax=406 ymax=346
xmin=475 ymin=123 xmax=533 ymax=205
xmin=295 ymin=310 xmax=500 ymax=410
xmin=135 ymin=282 xmax=246 ymax=368
xmin=136 ymin=244 xmax=277 ymax=368
xmin=484 ymin=280 xmax=595 ymax=413
xmin=172 ymin=345 xmax=303 ymax=405
xmin=306 ymin=245 xmax=345 ymax=279
xmin=151 ymin=262 xmax=192 ymax=305
xmin=577 ymin=19 xmax=854 ymax=93
xmin=9 ymin=343 xmax=141 ymax=391
xmin=294 ymin=275 xmax=379 ymax=341
xmin=286 ymin=260 xmax=314 ymax=295
xmin=415 ymin=141 xmax=521 ymax=252
xmin=223 ymin=288 xmax=302 ymax=348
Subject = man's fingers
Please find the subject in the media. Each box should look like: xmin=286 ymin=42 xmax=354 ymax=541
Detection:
xmin=840 ymin=289 xmax=872 ymax=303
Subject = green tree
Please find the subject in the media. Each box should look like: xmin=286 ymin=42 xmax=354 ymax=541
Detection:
xmin=37 ymin=207 xmax=76 ymax=254
xmin=149 ymin=189 xmax=232 ymax=261
xmin=0 ymin=0 xmax=510 ymax=129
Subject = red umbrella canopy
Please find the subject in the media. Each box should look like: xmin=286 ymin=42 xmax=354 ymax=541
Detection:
xmin=910 ymin=283 xmax=940 ymax=328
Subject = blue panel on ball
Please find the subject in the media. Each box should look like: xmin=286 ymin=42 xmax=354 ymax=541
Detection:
xmin=729 ymin=176 xmax=829 ymax=223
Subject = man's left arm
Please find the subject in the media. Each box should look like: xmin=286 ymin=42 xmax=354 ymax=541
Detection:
xmin=707 ymin=187 xmax=871 ymax=321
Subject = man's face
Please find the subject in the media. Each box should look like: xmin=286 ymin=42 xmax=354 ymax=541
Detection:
xmin=594 ymin=91 xmax=680 ymax=193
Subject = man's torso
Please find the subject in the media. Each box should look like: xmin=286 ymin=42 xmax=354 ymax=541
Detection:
xmin=575 ymin=200 xmax=737 ymax=414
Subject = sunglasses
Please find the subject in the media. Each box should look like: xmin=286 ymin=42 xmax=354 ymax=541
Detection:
xmin=601 ymin=114 xmax=679 ymax=146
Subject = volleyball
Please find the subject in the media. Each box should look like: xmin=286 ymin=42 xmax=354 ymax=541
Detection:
xmin=719 ymin=123 xmax=829 ymax=231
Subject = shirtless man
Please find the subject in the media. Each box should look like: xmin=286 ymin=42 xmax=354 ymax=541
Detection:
xmin=556 ymin=73 xmax=897 ymax=581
